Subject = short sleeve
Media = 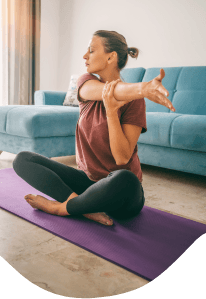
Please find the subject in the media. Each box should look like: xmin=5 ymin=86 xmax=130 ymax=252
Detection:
xmin=77 ymin=73 xmax=99 ymax=103
xmin=120 ymin=98 xmax=147 ymax=134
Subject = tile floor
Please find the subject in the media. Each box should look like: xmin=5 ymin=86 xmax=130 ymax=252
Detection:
xmin=0 ymin=151 xmax=205 ymax=298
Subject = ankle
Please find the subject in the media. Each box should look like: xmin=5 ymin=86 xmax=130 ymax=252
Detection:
xmin=57 ymin=192 xmax=78 ymax=217
xmin=67 ymin=192 xmax=78 ymax=201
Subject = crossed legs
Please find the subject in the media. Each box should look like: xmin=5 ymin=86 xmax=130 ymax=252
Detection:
xmin=13 ymin=151 xmax=145 ymax=225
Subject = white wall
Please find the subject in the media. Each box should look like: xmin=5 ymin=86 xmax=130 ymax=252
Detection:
xmin=58 ymin=0 xmax=74 ymax=91
xmin=40 ymin=0 xmax=206 ymax=92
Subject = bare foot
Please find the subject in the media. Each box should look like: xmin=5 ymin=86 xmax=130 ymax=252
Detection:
xmin=24 ymin=194 xmax=61 ymax=215
xmin=83 ymin=212 xmax=114 ymax=226
xmin=24 ymin=193 xmax=114 ymax=226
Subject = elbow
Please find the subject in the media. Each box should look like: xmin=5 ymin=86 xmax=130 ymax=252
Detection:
xmin=116 ymin=157 xmax=129 ymax=166
xmin=115 ymin=150 xmax=131 ymax=166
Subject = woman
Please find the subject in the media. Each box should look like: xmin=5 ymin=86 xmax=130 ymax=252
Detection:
xmin=13 ymin=30 xmax=175 ymax=226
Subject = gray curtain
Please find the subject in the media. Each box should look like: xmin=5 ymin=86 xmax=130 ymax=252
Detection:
xmin=1 ymin=0 xmax=41 ymax=105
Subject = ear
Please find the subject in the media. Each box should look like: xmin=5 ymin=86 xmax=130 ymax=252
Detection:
xmin=108 ymin=51 xmax=118 ymax=64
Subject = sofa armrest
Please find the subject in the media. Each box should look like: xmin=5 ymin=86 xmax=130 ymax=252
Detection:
xmin=34 ymin=90 xmax=67 ymax=106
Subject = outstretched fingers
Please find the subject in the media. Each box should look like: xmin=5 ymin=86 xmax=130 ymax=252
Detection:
xmin=155 ymin=70 xmax=169 ymax=97
xmin=160 ymin=86 xmax=169 ymax=97
xmin=154 ymin=69 xmax=168 ymax=96
xmin=155 ymin=90 xmax=175 ymax=111
xmin=155 ymin=68 xmax=165 ymax=81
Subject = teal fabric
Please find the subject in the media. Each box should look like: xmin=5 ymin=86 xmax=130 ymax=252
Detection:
xmin=176 ymin=66 xmax=206 ymax=91
xmin=138 ymin=66 xmax=206 ymax=115
xmin=1 ymin=105 xmax=79 ymax=138
xmin=171 ymin=115 xmax=206 ymax=152
xmin=0 ymin=132 xmax=75 ymax=158
xmin=172 ymin=90 xmax=206 ymax=115
xmin=137 ymin=143 xmax=206 ymax=176
xmin=0 ymin=106 xmax=18 ymax=133
xmin=0 ymin=105 xmax=79 ymax=157
xmin=0 ymin=66 xmax=206 ymax=175
xmin=120 ymin=67 xmax=145 ymax=83
xmin=138 ymin=112 xmax=182 ymax=147
xmin=34 ymin=90 xmax=67 ymax=105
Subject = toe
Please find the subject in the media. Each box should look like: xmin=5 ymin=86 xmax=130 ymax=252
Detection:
xmin=24 ymin=194 xmax=37 ymax=200
xmin=107 ymin=220 xmax=113 ymax=226
xmin=101 ymin=212 xmax=113 ymax=224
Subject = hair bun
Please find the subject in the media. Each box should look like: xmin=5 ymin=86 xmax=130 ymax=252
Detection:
xmin=127 ymin=47 xmax=139 ymax=59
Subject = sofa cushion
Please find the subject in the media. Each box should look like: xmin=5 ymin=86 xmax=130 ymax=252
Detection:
xmin=120 ymin=67 xmax=146 ymax=83
xmin=171 ymin=90 xmax=206 ymax=116
xmin=0 ymin=106 xmax=19 ymax=133
xmin=171 ymin=115 xmax=206 ymax=152
xmin=139 ymin=66 xmax=206 ymax=116
xmin=34 ymin=91 xmax=67 ymax=105
xmin=171 ymin=67 xmax=206 ymax=115
xmin=138 ymin=112 xmax=182 ymax=147
xmin=0 ymin=106 xmax=80 ymax=138
xmin=63 ymin=74 xmax=80 ymax=107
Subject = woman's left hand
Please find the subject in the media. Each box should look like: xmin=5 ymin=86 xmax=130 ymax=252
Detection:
xmin=102 ymin=79 xmax=128 ymax=116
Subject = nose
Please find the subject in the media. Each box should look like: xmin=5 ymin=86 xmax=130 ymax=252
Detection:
xmin=83 ymin=52 xmax=88 ymax=60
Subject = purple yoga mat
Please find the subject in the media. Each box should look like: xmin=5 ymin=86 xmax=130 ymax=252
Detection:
xmin=0 ymin=168 xmax=206 ymax=281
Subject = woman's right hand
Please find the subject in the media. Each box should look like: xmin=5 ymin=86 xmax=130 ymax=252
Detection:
xmin=141 ymin=68 xmax=176 ymax=112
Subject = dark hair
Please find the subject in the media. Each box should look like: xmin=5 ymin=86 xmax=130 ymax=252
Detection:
xmin=93 ymin=30 xmax=139 ymax=71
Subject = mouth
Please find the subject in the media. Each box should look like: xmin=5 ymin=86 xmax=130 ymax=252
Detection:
xmin=85 ymin=63 xmax=89 ymax=66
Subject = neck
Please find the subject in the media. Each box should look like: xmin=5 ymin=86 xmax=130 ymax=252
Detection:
xmin=95 ymin=69 xmax=121 ymax=83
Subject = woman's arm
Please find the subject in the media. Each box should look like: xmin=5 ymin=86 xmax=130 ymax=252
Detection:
xmin=106 ymin=113 xmax=131 ymax=165
xmin=102 ymin=80 xmax=144 ymax=165
xmin=79 ymin=69 xmax=175 ymax=112
xmin=79 ymin=79 xmax=143 ymax=102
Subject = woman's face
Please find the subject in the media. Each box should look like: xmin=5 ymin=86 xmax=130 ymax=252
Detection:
xmin=83 ymin=35 xmax=110 ymax=74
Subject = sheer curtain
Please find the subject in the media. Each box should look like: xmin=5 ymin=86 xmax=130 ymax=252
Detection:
xmin=1 ymin=0 xmax=41 ymax=106
xmin=0 ymin=1 xmax=2 ymax=105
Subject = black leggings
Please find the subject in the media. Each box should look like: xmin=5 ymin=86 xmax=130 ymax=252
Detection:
xmin=12 ymin=151 xmax=145 ymax=220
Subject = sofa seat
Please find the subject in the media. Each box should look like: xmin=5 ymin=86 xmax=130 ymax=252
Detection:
xmin=139 ymin=112 xmax=206 ymax=152
xmin=0 ymin=105 xmax=80 ymax=157
xmin=138 ymin=112 xmax=182 ymax=147
xmin=0 ymin=105 xmax=79 ymax=138
xmin=171 ymin=114 xmax=206 ymax=152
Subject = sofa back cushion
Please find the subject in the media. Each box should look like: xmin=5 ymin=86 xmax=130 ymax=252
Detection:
xmin=120 ymin=67 xmax=146 ymax=84
xmin=121 ymin=66 xmax=206 ymax=115
xmin=172 ymin=66 xmax=206 ymax=115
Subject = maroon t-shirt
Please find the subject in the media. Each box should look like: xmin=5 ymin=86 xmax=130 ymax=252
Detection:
xmin=75 ymin=73 xmax=147 ymax=183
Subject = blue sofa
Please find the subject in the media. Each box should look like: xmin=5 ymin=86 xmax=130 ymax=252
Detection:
xmin=0 ymin=66 xmax=205 ymax=176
